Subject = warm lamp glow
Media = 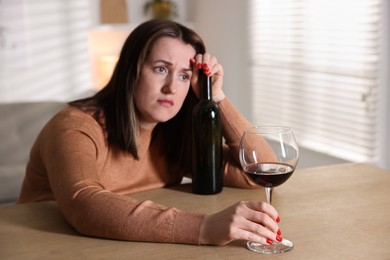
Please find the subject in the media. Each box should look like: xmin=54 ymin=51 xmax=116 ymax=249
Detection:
xmin=88 ymin=25 xmax=133 ymax=90
xmin=97 ymin=55 xmax=119 ymax=88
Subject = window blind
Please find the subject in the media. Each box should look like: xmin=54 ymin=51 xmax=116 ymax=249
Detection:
xmin=0 ymin=0 xmax=93 ymax=102
xmin=248 ymin=0 xmax=382 ymax=163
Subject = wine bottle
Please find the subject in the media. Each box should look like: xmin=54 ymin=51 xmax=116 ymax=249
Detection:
xmin=192 ymin=69 xmax=223 ymax=195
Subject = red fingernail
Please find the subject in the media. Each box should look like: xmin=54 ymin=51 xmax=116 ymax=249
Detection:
xmin=197 ymin=63 xmax=202 ymax=69
xmin=277 ymin=229 xmax=282 ymax=236
xmin=203 ymin=63 xmax=208 ymax=69
xmin=276 ymin=216 xmax=281 ymax=223
xmin=190 ymin=59 xmax=195 ymax=65
xmin=276 ymin=236 xmax=283 ymax=242
xmin=266 ymin=239 xmax=273 ymax=245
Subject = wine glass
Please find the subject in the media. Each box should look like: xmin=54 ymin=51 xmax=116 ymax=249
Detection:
xmin=239 ymin=126 xmax=299 ymax=254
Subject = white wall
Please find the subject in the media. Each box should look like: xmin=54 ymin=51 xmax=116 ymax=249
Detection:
xmin=188 ymin=0 xmax=251 ymax=119
xmin=379 ymin=0 xmax=390 ymax=170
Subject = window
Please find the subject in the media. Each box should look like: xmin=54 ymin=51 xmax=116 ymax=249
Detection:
xmin=0 ymin=0 xmax=93 ymax=102
xmin=248 ymin=0 xmax=386 ymax=165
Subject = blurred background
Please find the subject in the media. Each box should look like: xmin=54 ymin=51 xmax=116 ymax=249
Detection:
xmin=0 ymin=0 xmax=389 ymax=170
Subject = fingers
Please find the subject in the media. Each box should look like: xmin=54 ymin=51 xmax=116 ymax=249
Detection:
xmin=241 ymin=214 xmax=282 ymax=244
xmin=238 ymin=222 xmax=278 ymax=245
xmin=237 ymin=201 xmax=282 ymax=244
xmin=199 ymin=200 xmax=283 ymax=246
xmin=190 ymin=53 xmax=225 ymax=103
xmin=191 ymin=53 xmax=222 ymax=77
xmin=245 ymin=200 xmax=280 ymax=225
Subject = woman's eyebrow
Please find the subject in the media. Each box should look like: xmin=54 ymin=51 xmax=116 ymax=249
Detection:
xmin=183 ymin=67 xmax=192 ymax=73
xmin=154 ymin=59 xmax=192 ymax=72
xmin=154 ymin=59 xmax=172 ymax=65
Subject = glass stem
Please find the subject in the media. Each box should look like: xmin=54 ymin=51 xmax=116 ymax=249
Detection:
xmin=265 ymin=187 xmax=274 ymax=204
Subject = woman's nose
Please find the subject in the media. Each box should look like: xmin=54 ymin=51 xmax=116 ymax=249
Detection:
xmin=162 ymin=77 xmax=177 ymax=94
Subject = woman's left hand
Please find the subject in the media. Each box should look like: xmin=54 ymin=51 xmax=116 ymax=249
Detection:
xmin=191 ymin=53 xmax=225 ymax=103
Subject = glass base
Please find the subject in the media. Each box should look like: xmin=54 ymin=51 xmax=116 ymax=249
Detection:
xmin=247 ymin=239 xmax=294 ymax=254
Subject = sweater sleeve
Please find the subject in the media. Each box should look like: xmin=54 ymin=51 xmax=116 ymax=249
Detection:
xmin=40 ymin=110 xmax=204 ymax=244
xmin=218 ymin=98 xmax=259 ymax=189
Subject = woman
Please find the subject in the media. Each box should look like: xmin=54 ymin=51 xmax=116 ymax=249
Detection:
xmin=18 ymin=19 xmax=282 ymax=246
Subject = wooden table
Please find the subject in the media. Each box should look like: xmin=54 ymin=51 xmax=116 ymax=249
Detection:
xmin=1 ymin=163 xmax=389 ymax=259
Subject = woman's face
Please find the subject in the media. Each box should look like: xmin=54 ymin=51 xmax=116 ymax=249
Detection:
xmin=135 ymin=37 xmax=196 ymax=129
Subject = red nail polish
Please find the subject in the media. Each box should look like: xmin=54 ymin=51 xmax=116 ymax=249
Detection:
xmin=203 ymin=63 xmax=208 ymax=69
xmin=266 ymin=239 xmax=273 ymax=245
xmin=190 ymin=59 xmax=195 ymax=65
xmin=197 ymin=63 xmax=202 ymax=69
xmin=277 ymin=229 xmax=282 ymax=236
xmin=276 ymin=236 xmax=283 ymax=242
xmin=276 ymin=216 xmax=281 ymax=223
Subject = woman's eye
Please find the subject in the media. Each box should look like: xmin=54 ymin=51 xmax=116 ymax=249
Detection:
xmin=179 ymin=74 xmax=190 ymax=81
xmin=154 ymin=66 xmax=167 ymax=74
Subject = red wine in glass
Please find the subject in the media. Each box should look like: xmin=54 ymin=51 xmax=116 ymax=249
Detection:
xmin=244 ymin=162 xmax=295 ymax=188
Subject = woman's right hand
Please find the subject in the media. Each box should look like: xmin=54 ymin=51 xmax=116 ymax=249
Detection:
xmin=199 ymin=201 xmax=282 ymax=246
xmin=190 ymin=53 xmax=225 ymax=103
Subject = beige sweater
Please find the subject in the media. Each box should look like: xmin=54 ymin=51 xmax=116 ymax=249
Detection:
xmin=18 ymin=98 xmax=256 ymax=244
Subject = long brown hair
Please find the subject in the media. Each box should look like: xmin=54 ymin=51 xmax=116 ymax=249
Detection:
xmin=70 ymin=19 xmax=205 ymax=172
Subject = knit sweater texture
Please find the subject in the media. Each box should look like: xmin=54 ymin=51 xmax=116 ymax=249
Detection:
xmin=18 ymin=98 xmax=256 ymax=244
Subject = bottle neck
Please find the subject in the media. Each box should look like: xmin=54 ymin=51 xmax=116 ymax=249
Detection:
xmin=199 ymin=69 xmax=212 ymax=100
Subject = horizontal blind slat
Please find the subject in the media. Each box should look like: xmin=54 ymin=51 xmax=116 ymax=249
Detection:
xmin=0 ymin=0 xmax=93 ymax=101
xmin=249 ymin=0 xmax=382 ymax=163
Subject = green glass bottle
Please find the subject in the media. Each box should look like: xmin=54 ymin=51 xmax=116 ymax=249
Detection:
xmin=192 ymin=69 xmax=223 ymax=195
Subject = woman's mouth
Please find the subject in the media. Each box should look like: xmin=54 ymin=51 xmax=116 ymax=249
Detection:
xmin=157 ymin=99 xmax=174 ymax=107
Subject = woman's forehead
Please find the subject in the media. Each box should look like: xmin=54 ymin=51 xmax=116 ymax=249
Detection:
xmin=149 ymin=37 xmax=196 ymax=59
